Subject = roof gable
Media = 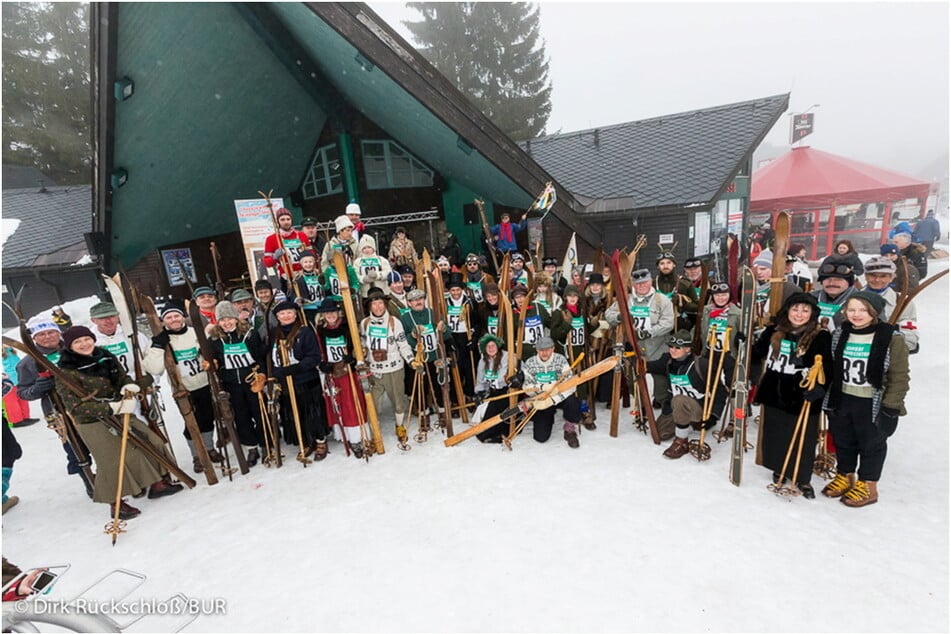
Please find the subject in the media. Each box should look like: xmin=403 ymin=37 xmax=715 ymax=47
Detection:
xmin=520 ymin=94 xmax=789 ymax=210
xmin=2 ymin=186 xmax=91 ymax=269
xmin=2 ymin=166 xmax=57 ymax=190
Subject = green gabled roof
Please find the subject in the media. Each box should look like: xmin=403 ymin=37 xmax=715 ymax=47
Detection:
xmin=107 ymin=2 xmax=326 ymax=266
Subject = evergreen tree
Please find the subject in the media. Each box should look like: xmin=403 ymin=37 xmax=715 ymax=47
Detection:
xmin=404 ymin=2 xmax=552 ymax=140
xmin=2 ymin=2 xmax=91 ymax=185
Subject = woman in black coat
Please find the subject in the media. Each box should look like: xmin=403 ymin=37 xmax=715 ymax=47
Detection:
xmin=752 ymin=293 xmax=833 ymax=498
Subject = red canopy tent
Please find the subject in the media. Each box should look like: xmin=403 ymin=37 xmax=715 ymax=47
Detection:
xmin=751 ymin=146 xmax=932 ymax=258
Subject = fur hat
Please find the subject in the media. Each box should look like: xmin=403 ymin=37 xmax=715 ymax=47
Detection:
xmin=850 ymin=291 xmax=886 ymax=318
xmin=478 ymin=333 xmax=504 ymax=357
xmin=63 ymin=325 xmax=96 ymax=350
xmin=334 ymin=215 xmax=354 ymax=233
xmin=215 ymin=301 xmax=240 ymax=321
xmin=89 ymin=302 xmax=120 ymax=319
xmin=345 ymin=203 xmax=362 ymax=216
xmin=864 ymin=256 xmax=896 ymax=276
xmin=533 ymin=272 xmax=553 ymax=289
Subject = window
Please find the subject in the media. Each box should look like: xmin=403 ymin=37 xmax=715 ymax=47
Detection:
xmin=361 ymin=140 xmax=434 ymax=190
xmin=302 ymin=144 xmax=343 ymax=199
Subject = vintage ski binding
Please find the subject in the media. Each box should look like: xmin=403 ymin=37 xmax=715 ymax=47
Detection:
xmin=688 ymin=440 xmax=712 ymax=461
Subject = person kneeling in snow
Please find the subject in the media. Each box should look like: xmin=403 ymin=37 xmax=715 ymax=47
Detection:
xmin=520 ymin=336 xmax=581 ymax=448
xmin=645 ymin=330 xmax=728 ymax=459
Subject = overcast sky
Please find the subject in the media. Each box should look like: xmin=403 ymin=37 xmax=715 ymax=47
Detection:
xmin=367 ymin=2 xmax=949 ymax=179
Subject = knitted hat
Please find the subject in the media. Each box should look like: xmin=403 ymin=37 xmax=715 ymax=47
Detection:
xmin=274 ymin=207 xmax=293 ymax=219
xmin=387 ymin=271 xmax=403 ymax=285
xmin=272 ymin=299 xmax=299 ymax=315
xmin=89 ymin=302 xmax=120 ymax=319
xmin=478 ymin=333 xmax=504 ymax=357
xmin=27 ymin=316 xmax=59 ymax=337
xmin=192 ymin=286 xmax=215 ymax=300
xmin=358 ymin=234 xmax=377 ymax=253
xmin=851 ymin=290 xmax=886 ymax=318
xmin=254 ymin=279 xmax=273 ymax=291
xmin=406 ymin=289 xmax=427 ymax=302
xmin=63 ymin=325 xmax=96 ymax=350
xmin=334 ymin=215 xmax=354 ymax=233
xmin=879 ymin=243 xmax=899 ymax=255
xmin=864 ymin=256 xmax=896 ymax=276
xmin=631 ymin=269 xmax=651 ymax=283
xmin=345 ymin=203 xmax=362 ymax=216
xmin=817 ymin=256 xmax=855 ymax=285
xmin=752 ymin=250 xmax=773 ymax=268
xmin=215 ymin=301 xmax=240 ymax=321
xmin=230 ymin=289 xmax=253 ymax=302
xmin=535 ymin=335 xmax=555 ymax=350
xmin=160 ymin=300 xmax=186 ymax=319
xmin=315 ymin=298 xmax=340 ymax=313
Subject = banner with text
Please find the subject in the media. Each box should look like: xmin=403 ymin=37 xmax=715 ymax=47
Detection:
xmin=234 ymin=197 xmax=283 ymax=285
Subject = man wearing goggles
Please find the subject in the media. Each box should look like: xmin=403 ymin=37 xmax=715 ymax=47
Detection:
xmin=811 ymin=256 xmax=858 ymax=331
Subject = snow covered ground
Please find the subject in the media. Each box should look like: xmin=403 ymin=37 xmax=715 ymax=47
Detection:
xmin=2 ymin=264 xmax=948 ymax=633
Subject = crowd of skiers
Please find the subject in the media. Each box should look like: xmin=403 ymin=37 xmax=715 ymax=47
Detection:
xmin=3 ymin=205 xmax=934 ymax=522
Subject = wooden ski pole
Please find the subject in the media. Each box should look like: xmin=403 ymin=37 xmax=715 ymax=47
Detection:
xmin=278 ymin=340 xmax=311 ymax=466
xmin=771 ymin=355 xmax=824 ymax=496
xmin=105 ymin=409 xmax=132 ymax=545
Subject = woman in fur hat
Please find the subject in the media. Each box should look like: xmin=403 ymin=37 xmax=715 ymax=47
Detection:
xmin=388 ymin=226 xmax=418 ymax=268
xmin=532 ymin=272 xmax=562 ymax=313
xmin=820 ymin=291 xmax=910 ymax=507
xmin=751 ymin=293 xmax=833 ymax=498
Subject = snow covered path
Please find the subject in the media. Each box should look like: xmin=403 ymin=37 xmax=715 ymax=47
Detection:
xmin=2 ymin=268 xmax=947 ymax=632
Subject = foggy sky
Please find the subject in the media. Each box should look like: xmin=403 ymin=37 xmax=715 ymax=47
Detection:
xmin=368 ymin=2 xmax=949 ymax=179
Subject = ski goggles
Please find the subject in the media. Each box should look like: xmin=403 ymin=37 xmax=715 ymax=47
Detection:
xmin=465 ymin=257 xmax=480 ymax=265
xmin=656 ymin=251 xmax=676 ymax=263
xmin=684 ymin=258 xmax=702 ymax=268
xmin=709 ymin=282 xmax=730 ymax=294
xmin=668 ymin=335 xmax=692 ymax=348
xmin=818 ymin=262 xmax=854 ymax=275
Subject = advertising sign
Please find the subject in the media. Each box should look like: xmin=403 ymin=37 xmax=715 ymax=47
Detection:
xmin=234 ymin=197 xmax=284 ymax=284
xmin=790 ymin=113 xmax=815 ymax=144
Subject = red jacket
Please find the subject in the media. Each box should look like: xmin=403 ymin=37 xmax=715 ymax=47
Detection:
xmin=263 ymin=231 xmax=312 ymax=278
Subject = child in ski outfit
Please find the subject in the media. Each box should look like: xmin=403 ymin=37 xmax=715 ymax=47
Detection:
xmin=520 ymin=336 xmax=582 ymax=448
xmin=353 ymin=234 xmax=392 ymax=301
xmin=821 ymin=291 xmax=910 ymax=507
xmin=291 ymin=249 xmax=325 ymax=326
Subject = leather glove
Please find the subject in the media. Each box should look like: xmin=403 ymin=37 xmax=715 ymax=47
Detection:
xmin=474 ymin=390 xmax=487 ymax=405
xmin=33 ymin=376 xmax=54 ymax=393
xmin=802 ymin=384 xmax=826 ymax=403
xmin=272 ymin=247 xmax=285 ymax=260
xmin=876 ymin=406 xmax=900 ymax=437
xmin=342 ymin=353 xmax=356 ymax=366
xmin=533 ymin=396 xmax=555 ymax=410
xmin=506 ymin=369 xmax=524 ymax=389
xmin=109 ymin=398 xmax=136 ymax=416
xmin=151 ymin=331 xmax=170 ymax=349
xmin=701 ymin=415 xmax=717 ymax=430
xmin=318 ymin=361 xmax=334 ymax=374
xmin=120 ymin=383 xmax=141 ymax=396
xmin=636 ymin=329 xmax=651 ymax=340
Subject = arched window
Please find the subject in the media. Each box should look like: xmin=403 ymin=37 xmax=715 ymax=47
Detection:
xmin=302 ymin=144 xmax=343 ymax=199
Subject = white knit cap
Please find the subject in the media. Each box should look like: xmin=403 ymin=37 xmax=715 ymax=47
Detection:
xmin=334 ymin=215 xmax=354 ymax=233
xmin=345 ymin=203 xmax=362 ymax=216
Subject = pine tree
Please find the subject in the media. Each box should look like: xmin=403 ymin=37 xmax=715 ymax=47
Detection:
xmin=404 ymin=2 xmax=552 ymax=140
xmin=2 ymin=2 xmax=91 ymax=185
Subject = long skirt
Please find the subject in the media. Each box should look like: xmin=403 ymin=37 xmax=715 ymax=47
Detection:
xmin=280 ymin=375 xmax=327 ymax=446
xmin=325 ymin=370 xmax=368 ymax=445
xmin=760 ymin=405 xmax=819 ymax=486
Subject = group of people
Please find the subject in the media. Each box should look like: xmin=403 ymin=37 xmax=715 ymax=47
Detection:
xmin=3 ymin=205 xmax=930 ymax=524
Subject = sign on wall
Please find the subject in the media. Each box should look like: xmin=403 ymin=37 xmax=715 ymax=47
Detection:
xmin=234 ymin=197 xmax=285 ymax=284
xmin=161 ymin=248 xmax=197 ymax=287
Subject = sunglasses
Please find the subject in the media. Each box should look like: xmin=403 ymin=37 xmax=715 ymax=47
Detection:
xmin=819 ymin=263 xmax=853 ymax=275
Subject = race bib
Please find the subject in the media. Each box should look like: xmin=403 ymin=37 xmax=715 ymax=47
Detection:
xmin=45 ymin=351 xmax=61 ymax=366
xmin=766 ymin=339 xmax=799 ymax=375
xmin=223 ymin=342 xmax=254 ymax=370
xmin=302 ymin=274 xmax=323 ymax=309
xmin=536 ymin=369 xmax=557 ymax=385
xmin=818 ymin=301 xmax=840 ymax=324
xmin=536 ymin=298 xmax=551 ymax=312
xmin=173 ymin=346 xmax=202 ymax=378
xmin=359 ymin=257 xmax=380 ymax=277
xmin=524 ymin=315 xmax=543 ymax=346
xmin=670 ymin=372 xmax=703 ymax=399
xmin=708 ymin=316 xmax=729 ymax=351
xmin=467 ymin=281 xmax=484 ymax=303
xmin=368 ymin=324 xmax=388 ymax=352
xmin=484 ymin=368 xmax=498 ymax=381
xmin=326 ymin=268 xmax=341 ymax=299
xmin=272 ymin=342 xmax=299 ymax=368
xmin=325 ymin=335 xmax=348 ymax=363
xmin=486 ymin=315 xmax=499 ymax=336
xmin=842 ymin=341 xmax=871 ymax=387
xmin=420 ymin=323 xmax=438 ymax=354
xmin=448 ymin=304 xmax=465 ymax=333
xmin=629 ymin=304 xmax=651 ymax=330
xmin=102 ymin=340 xmax=131 ymax=373
xmin=569 ymin=316 xmax=585 ymax=347
xmin=284 ymin=237 xmax=303 ymax=262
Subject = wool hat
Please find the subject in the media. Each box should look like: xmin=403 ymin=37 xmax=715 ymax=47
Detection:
xmin=215 ymin=301 xmax=240 ymax=321
xmin=301 ymin=217 xmax=318 ymax=227
xmin=272 ymin=299 xmax=299 ymax=315
xmin=27 ymin=316 xmax=59 ymax=337
xmin=864 ymin=256 xmax=897 ymax=276
xmin=160 ymin=300 xmax=186 ymax=319
xmin=358 ymin=234 xmax=377 ymax=253
xmin=298 ymin=249 xmax=317 ymax=261
xmin=780 ymin=292 xmax=819 ymax=316
xmin=63 ymin=325 xmax=96 ymax=350
xmin=230 ymin=289 xmax=254 ymax=302
xmin=387 ymin=271 xmax=403 ymax=285
xmin=587 ymin=273 xmax=605 ymax=286
xmin=478 ymin=333 xmax=504 ymax=357
xmin=192 ymin=286 xmax=216 ymax=300
xmin=334 ymin=215 xmax=354 ymax=233
xmin=851 ymin=290 xmax=886 ymax=318
xmin=367 ymin=288 xmax=389 ymax=304
xmin=274 ymin=207 xmax=293 ymax=219
xmin=535 ymin=335 xmax=555 ymax=350
xmin=89 ymin=302 xmax=120 ymax=319
xmin=345 ymin=203 xmax=362 ymax=216
xmin=563 ymin=284 xmax=580 ymax=297
xmin=656 ymin=251 xmax=676 ymax=265
xmin=406 ymin=289 xmax=427 ymax=302
xmin=631 ymin=268 xmax=651 ymax=283
xmin=890 ymin=221 xmax=913 ymax=238
xmin=315 ymin=298 xmax=340 ymax=313
xmin=817 ymin=256 xmax=855 ymax=285
xmin=752 ymin=250 xmax=773 ymax=268
xmin=879 ymin=243 xmax=899 ymax=255
xmin=254 ymin=279 xmax=273 ymax=291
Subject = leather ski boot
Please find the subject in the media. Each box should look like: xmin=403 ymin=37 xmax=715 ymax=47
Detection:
xmin=313 ymin=440 xmax=329 ymax=461
xmin=110 ymin=499 xmax=141 ymax=520
xmin=246 ymin=448 xmax=260 ymax=467
xmin=564 ymin=430 xmax=580 ymax=448
xmin=192 ymin=457 xmax=204 ymax=473
xmin=663 ymin=437 xmax=690 ymax=459
xmin=2 ymin=496 xmax=19 ymax=515
xmin=821 ymin=473 xmax=855 ymax=498
xmin=148 ymin=479 xmax=184 ymax=499
xmin=841 ymin=480 xmax=878 ymax=507
xmin=580 ymin=409 xmax=596 ymax=431
xmin=350 ymin=441 xmax=364 ymax=459
xmin=207 ymin=448 xmax=224 ymax=463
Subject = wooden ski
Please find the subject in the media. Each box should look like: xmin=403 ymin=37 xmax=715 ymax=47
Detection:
xmin=768 ymin=211 xmax=790 ymax=319
xmin=475 ymin=198 xmax=500 ymax=274
xmin=729 ymin=266 xmax=756 ymax=486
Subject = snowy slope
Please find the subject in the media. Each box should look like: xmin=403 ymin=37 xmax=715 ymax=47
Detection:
xmin=2 ymin=268 xmax=948 ymax=633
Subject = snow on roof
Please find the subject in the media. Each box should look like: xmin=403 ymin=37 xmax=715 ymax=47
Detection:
xmin=2 ymin=217 xmax=21 ymax=246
